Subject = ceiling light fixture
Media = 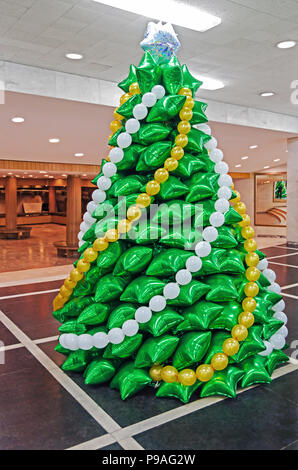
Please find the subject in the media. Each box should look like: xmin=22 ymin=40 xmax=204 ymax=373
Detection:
xmin=74 ymin=153 xmax=84 ymax=157
xmin=39 ymin=171 xmax=47 ymax=174
xmin=264 ymin=166 xmax=270 ymax=169
xmin=260 ymin=92 xmax=275 ymax=97
xmin=92 ymin=0 xmax=221 ymax=32
xmin=197 ymin=76 xmax=225 ymax=91
xmin=11 ymin=117 xmax=24 ymax=123
xmin=249 ymin=145 xmax=258 ymax=149
xmin=276 ymin=40 xmax=296 ymax=49
xmin=49 ymin=138 xmax=60 ymax=143
xmin=65 ymin=53 xmax=83 ymax=60
xmin=273 ymin=158 xmax=281 ymax=162
xmin=241 ymin=156 xmax=248 ymax=160
xmin=235 ymin=164 xmax=242 ymax=168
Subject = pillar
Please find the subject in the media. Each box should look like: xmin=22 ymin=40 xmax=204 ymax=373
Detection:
xmin=48 ymin=186 xmax=56 ymax=213
xmin=66 ymin=175 xmax=81 ymax=247
xmin=5 ymin=176 xmax=17 ymax=230
xmin=286 ymin=138 xmax=298 ymax=245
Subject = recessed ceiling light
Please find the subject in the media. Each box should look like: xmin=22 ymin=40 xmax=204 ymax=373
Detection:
xmin=65 ymin=53 xmax=83 ymax=60
xmin=11 ymin=116 xmax=24 ymax=123
xmin=49 ymin=138 xmax=60 ymax=143
xmin=235 ymin=164 xmax=242 ymax=168
xmin=62 ymin=174 xmax=67 ymax=177
xmin=264 ymin=166 xmax=270 ymax=169
xmin=39 ymin=171 xmax=47 ymax=174
xmin=249 ymin=145 xmax=258 ymax=149
xmin=273 ymin=158 xmax=281 ymax=162
xmin=75 ymin=153 xmax=84 ymax=157
xmin=198 ymin=76 xmax=225 ymax=91
xmin=29 ymin=175 xmax=33 ymax=177
xmin=260 ymin=92 xmax=275 ymax=97
xmin=8 ymin=172 xmax=13 ymax=175
xmin=92 ymin=0 xmax=221 ymax=32
xmin=82 ymin=174 xmax=87 ymax=177
xmin=49 ymin=176 xmax=54 ymax=178
xmin=276 ymin=40 xmax=296 ymax=49
xmin=241 ymin=156 xmax=248 ymax=160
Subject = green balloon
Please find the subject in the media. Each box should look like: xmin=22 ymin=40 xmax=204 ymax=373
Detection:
xmin=120 ymin=275 xmax=166 ymax=304
xmin=82 ymin=224 xmax=96 ymax=242
xmin=72 ymin=279 xmax=94 ymax=297
xmin=173 ymin=331 xmax=211 ymax=370
xmin=205 ymin=274 xmax=239 ymax=302
xmin=113 ymin=246 xmax=153 ymax=276
xmin=253 ymin=296 xmax=275 ymax=324
xmin=159 ymin=226 xmax=202 ymax=250
xmin=95 ymin=274 xmax=131 ymax=303
xmin=136 ymin=141 xmax=172 ymax=171
xmin=77 ymin=302 xmax=110 ymax=325
xmin=156 ymin=381 xmax=201 ymax=403
xmin=97 ymin=241 xmax=124 ymax=270
xmin=217 ymin=249 xmax=246 ymax=274
xmin=185 ymin=173 xmax=218 ymax=202
xmin=110 ymin=362 xmax=152 ymax=400
xmin=200 ymin=366 xmax=244 ymax=398
xmin=62 ymin=350 xmax=89 ymax=372
xmin=182 ymin=64 xmax=202 ymax=94
xmin=107 ymin=303 xmax=136 ymax=329
xmin=158 ymin=175 xmax=189 ymax=200
xmin=141 ymin=307 xmax=183 ymax=337
xmin=241 ymin=356 xmax=272 ymax=388
xmin=78 ymin=241 xmax=91 ymax=253
xmin=224 ymin=207 xmax=244 ymax=225
xmin=180 ymin=127 xmax=211 ymax=153
xmin=117 ymin=94 xmax=142 ymax=119
xmin=147 ymin=95 xmax=186 ymax=122
xmin=134 ymin=335 xmax=179 ymax=368
xmin=146 ymin=248 xmax=192 ymax=276
xmin=108 ymin=127 xmax=124 ymax=147
xmin=103 ymin=334 xmax=143 ymax=359
xmin=138 ymin=123 xmax=172 ymax=145
xmin=92 ymin=201 xmax=115 ymax=221
xmin=136 ymin=51 xmax=161 ymax=94
xmin=58 ymin=320 xmax=87 ymax=335
xmin=204 ymin=331 xmax=231 ymax=363
xmin=176 ymin=301 xmax=224 ymax=332
xmin=262 ymin=318 xmax=284 ymax=339
xmin=95 ymin=216 xmax=118 ymax=239
xmin=84 ymin=359 xmax=116 ymax=385
xmin=128 ymin=223 xmax=167 ymax=245
xmin=209 ymin=301 xmax=242 ymax=331
xmin=233 ymin=326 xmax=266 ymax=362
xmin=152 ymin=200 xmax=196 ymax=225
xmin=117 ymin=144 xmax=145 ymax=171
xmin=168 ymin=280 xmax=211 ymax=307
xmin=212 ymin=226 xmax=238 ymax=249
xmin=190 ymin=100 xmax=208 ymax=124
xmin=54 ymin=296 xmax=94 ymax=320
xmin=172 ymin=153 xmax=207 ymax=178
xmin=108 ymin=175 xmax=146 ymax=197
xmin=193 ymin=249 xmax=221 ymax=277
xmin=118 ymin=64 xmax=138 ymax=92
xmin=266 ymin=349 xmax=288 ymax=375
xmin=55 ymin=342 xmax=70 ymax=355
xmin=161 ymin=56 xmax=183 ymax=94
xmin=258 ymin=272 xmax=271 ymax=287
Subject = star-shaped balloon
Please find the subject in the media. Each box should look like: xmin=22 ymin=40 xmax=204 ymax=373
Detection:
xmin=266 ymin=349 xmax=288 ymax=375
xmin=134 ymin=335 xmax=180 ymax=368
xmin=200 ymin=366 xmax=244 ymax=398
xmin=161 ymin=55 xmax=183 ymax=94
xmin=241 ymin=355 xmax=272 ymax=388
xmin=233 ymin=325 xmax=266 ymax=362
xmin=176 ymin=300 xmax=224 ymax=331
xmin=262 ymin=318 xmax=284 ymax=340
xmin=136 ymin=51 xmax=161 ymax=93
xmin=140 ymin=22 xmax=181 ymax=65
xmin=156 ymin=380 xmax=201 ymax=403
xmin=62 ymin=350 xmax=89 ymax=372
xmin=204 ymin=331 xmax=231 ymax=364
xmin=118 ymin=64 xmax=138 ymax=92
xmin=110 ymin=362 xmax=152 ymax=400
xmin=172 ymin=331 xmax=211 ymax=370
xmin=182 ymin=64 xmax=202 ymax=94
xmin=209 ymin=301 xmax=243 ymax=331
xmin=84 ymin=359 xmax=116 ymax=385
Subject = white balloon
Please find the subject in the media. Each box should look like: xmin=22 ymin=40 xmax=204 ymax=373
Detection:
xmin=92 ymin=189 xmax=106 ymax=203
xmin=267 ymin=282 xmax=281 ymax=294
xmin=218 ymin=174 xmax=232 ymax=187
xmin=272 ymin=299 xmax=285 ymax=312
xmin=59 ymin=334 xmax=68 ymax=349
xmin=149 ymin=296 xmax=167 ymax=312
xmin=103 ymin=162 xmax=117 ymax=177
xmin=142 ymin=92 xmax=157 ymax=107
xmin=117 ymin=132 xmax=132 ymax=148
xmin=135 ymin=306 xmax=152 ymax=323
xmin=78 ymin=231 xmax=84 ymax=241
xmin=217 ymin=186 xmax=232 ymax=200
xmin=197 ymin=124 xmax=211 ymax=135
xmin=270 ymin=333 xmax=285 ymax=350
xmin=108 ymin=328 xmax=124 ymax=344
xmin=202 ymin=226 xmax=218 ymax=242
xmin=97 ymin=176 xmax=111 ymax=191
xmin=186 ymin=256 xmax=202 ymax=273
xmin=277 ymin=325 xmax=288 ymax=337
xmin=163 ymin=282 xmax=180 ymax=299
xmin=209 ymin=212 xmax=225 ymax=227
xmin=65 ymin=333 xmax=79 ymax=351
xmin=122 ymin=319 xmax=139 ymax=337
xmin=78 ymin=240 xmax=85 ymax=248
xmin=258 ymin=340 xmax=273 ymax=356
xmin=176 ymin=269 xmax=192 ymax=286
xmin=263 ymin=268 xmax=276 ymax=283
xmin=133 ymin=104 xmax=148 ymax=120
xmin=93 ymin=332 xmax=109 ymax=349
xmin=209 ymin=148 xmax=223 ymax=163
xmin=83 ymin=212 xmax=96 ymax=225
xmin=80 ymin=221 xmax=89 ymax=232
xmin=215 ymin=198 xmax=229 ymax=213
xmin=109 ymin=147 xmax=124 ymax=163
xmin=78 ymin=334 xmax=93 ymax=350
xmin=195 ymin=241 xmax=211 ymax=257
xmin=215 ymin=161 xmax=229 ymax=174
xmin=87 ymin=201 xmax=98 ymax=214
xmin=125 ymin=118 xmax=140 ymax=134
xmin=151 ymin=85 xmax=165 ymax=99
xmin=273 ymin=311 xmax=287 ymax=324
xmin=205 ymin=136 xmax=217 ymax=150
xmin=257 ymin=259 xmax=268 ymax=271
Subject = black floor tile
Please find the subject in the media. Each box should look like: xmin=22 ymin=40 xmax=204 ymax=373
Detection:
xmin=282 ymin=440 xmax=298 ymax=450
xmin=282 ymin=297 xmax=298 ymax=356
xmin=267 ymin=370 xmax=298 ymax=406
xmin=0 ymin=346 xmax=36 ymax=377
xmin=0 ymin=280 xmax=60 ymax=297
xmin=282 ymin=286 xmax=298 ymax=296
xmin=99 ymin=442 xmax=123 ymax=450
xmin=262 ymin=247 xmax=298 ymax=258
xmin=0 ymin=322 xmax=20 ymax=346
xmin=268 ymin=264 xmax=298 ymax=287
xmin=0 ymin=348 xmax=105 ymax=449
xmin=135 ymin=379 xmax=298 ymax=450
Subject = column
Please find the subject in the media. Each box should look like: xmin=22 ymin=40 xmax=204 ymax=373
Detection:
xmin=48 ymin=186 xmax=56 ymax=213
xmin=5 ymin=176 xmax=17 ymax=230
xmin=286 ymin=138 xmax=298 ymax=245
xmin=66 ymin=175 xmax=81 ymax=247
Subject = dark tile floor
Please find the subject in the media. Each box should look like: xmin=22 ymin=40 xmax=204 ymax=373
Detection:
xmin=0 ymin=245 xmax=297 ymax=450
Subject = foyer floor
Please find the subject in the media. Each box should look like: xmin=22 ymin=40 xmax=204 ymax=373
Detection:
xmin=0 ymin=243 xmax=297 ymax=450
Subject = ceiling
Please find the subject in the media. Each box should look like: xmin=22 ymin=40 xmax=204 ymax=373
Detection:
xmin=0 ymin=91 xmax=294 ymax=175
xmin=1 ymin=0 xmax=298 ymax=116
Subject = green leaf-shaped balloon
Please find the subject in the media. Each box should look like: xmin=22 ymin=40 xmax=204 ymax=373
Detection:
xmin=168 ymin=280 xmax=211 ymax=307
xmin=116 ymin=144 xmax=145 ymax=171
xmin=120 ymin=276 xmax=166 ymax=303
xmin=176 ymin=301 xmax=224 ymax=332
xmin=136 ymin=141 xmax=172 ymax=171
xmin=117 ymin=94 xmax=142 ymax=118
xmin=204 ymin=331 xmax=232 ymax=364
xmin=209 ymin=301 xmax=242 ymax=331
xmin=141 ymin=307 xmax=183 ymax=337
xmin=152 ymin=200 xmax=196 ymax=225
xmin=129 ymin=223 xmax=167 ymax=245
xmin=172 ymin=331 xmax=211 ymax=370
xmin=176 ymin=127 xmax=210 ymax=153
xmin=108 ymin=175 xmax=146 ymax=197
xmin=205 ymin=274 xmax=239 ymax=302
xmin=211 ymin=226 xmax=238 ymax=249
xmin=266 ymin=349 xmax=288 ymax=375
xmin=77 ymin=302 xmax=110 ymax=325
xmin=147 ymin=95 xmax=186 ymax=122
xmin=118 ymin=64 xmax=138 ymax=92
xmin=224 ymin=207 xmax=243 ymax=225
xmin=146 ymin=248 xmax=192 ymax=277
xmin=192 ymin=249 xmax=221 ymax=277
xmin=97 ymin=241 xmax=124 ymax=270
xmin=159 ymin=226 xmax=202 ymax=250
xmin=233 ymin=325 xmax=266 ymax=362
xmin=190 ymin=100 xmax=208 ymax=124
xmin=58 ymin=320 xmax=87 ymax=335
xmin=103 ymin=334 xmax=143 ymax=359
xmin=156 ymin=381 xmax=201 ymax=404
xmin=84 ymin=359 xmax=116 ymax=385
xmin=240 ymin=356 xmax=272 ymax=388
xmin=217 ymin=249 xmax=246 ymax=274
xmin=92 ymin=200 xmax=115 ymax=221
xmin=108 ymin=127 xmax=125 ymax=147
xmin=82 ymin=224 xmax=96 ymax=242
xmin=113 ymin=246 xmax=153 ymax=276
xmin=95 ymin=216 xmax=118 ymax=238
xmin=107 ymin=303 xmax=136 ymax=329
xmin=172 ymin=153 xmax=208 ymax=178
xmin=136 ymin=51 xmax=161 ymax=94
xmin=62 ymin=350 xmax=89 ymax=372
xmin=200 ymin=366 xmax=244 ymax=398
xmin=110 ymin=362 xmax=152 ymax=400
xmin=55 ymin=342 xmax=70 ymax=355
xmin=55 ymin=296 xmax=94 ymax=319
xmin=185 ymin=173 xmax=218 ymax=202
xmin=158 ymin=175 xmax=189 ymax=200
xmin=182 ymin=64 xmax=202 ymax=94
xmin=72 ymin=279 xmax=94 ymax=297
xmin=161 ymin=56 xmax=183 ymax=94
xmin=138 ymin=123 xmax=172 ymax=145
xmin=262 ymin=318 xmax=284 ymax=339
xmin=95 ymin=274 xmax=131 ymax=303
xmin=134 ymin=335 xmax=179 ymax=368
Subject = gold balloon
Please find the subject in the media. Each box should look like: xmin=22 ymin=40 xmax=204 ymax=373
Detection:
xmin=242 ymin=296 xmax=256 ymax=312
xmin=53 ymin=294 xmax=66 ymax=311
xmin=161 ymin=366 xmax=178 ymax=383
xmin=171 ymin=146 xmax=184 ymax=160
xmin=245 ymin=252 xmax=259 ymax=267
xmin=234 ymin=201 xmax=246 ymax=214
xmin=179 ymin=107 xmax=193 ymax=121
xmin=136 ymin=193 xmax=151 ymax=208
xmin=211 ymin=353 xmax=229 ymax=371
xmin=127 ymin=205 xmax=142 ymax=221
xmin=177 ymin=120 xmax=191 ymax=135
xmin=110 ymin=120 xmax=121 ymax=133
xmin=232 ymin=324 xmax=248 ymax=341
xmin=77 ymin=259 xmax=91 ymax=273
xmin=241 ymin=226 xmax=255 ymax=239
xmin=105 ymin=229 xmax=119 ymax=243
xmin=196 ymin=364 xmax=214 ymax=382
xmin=238 ymin=311 xmax=254 ymax=328
xmin=238 ymin=214 xmax=251 ymax=227
xmin=175 ymin=134 xmax=188 ymax=148
xmin=117 ymin=219 xmax=132 ymax=234
xmin=231 ymin=182 xmax=235 ymax=190
xmin=184 ymin=96 xmax=195 ymax=109
xmin=230 ymin=190 xmax=240 ymax=204
xmin=70 ymin=268 xmax=84 ymax=282
xmin=246 ymin=266 xmax=260 ymax=282
xmin=178 ymin=87 xmax=192 ymax=97
xmin=164 ymin=157 xmax=179 ymax=171
xmin=149 ymin=364 xmax=163 ymax=382
xmin=64 ymin=277 xmax=76 ymax=290
xmin=113 ymin=108 xmax=123 ymax=120
xmin=129 ymin=82 xmax=141 ymax=95
xmin=93 ymin=238 xmax=109 ymax=252
xmin=84 ymin=248 xmax=98 ymax=263
xmin=244 ymin=281 xmax=259 ymax=297
xmin=244 ymin=239 xmax=257 ymax=253
xmin=146 ymin=180 xmax=160 ymax=196
xmin=178 ymin=369 xmax=197 ymax=386
xmin=60 ymin=285 xmax=72 ymax=298
xmin=120 ymin=92 xmax=132 ymax=105
xmin=154 ymin=168 xmax=169 ymax=183
xmin=222 ymin=338 xmax=240 ymax=356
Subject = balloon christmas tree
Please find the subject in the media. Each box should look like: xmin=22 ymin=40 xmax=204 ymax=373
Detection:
xmin=53 ymin=23 xmax=288 ymax=403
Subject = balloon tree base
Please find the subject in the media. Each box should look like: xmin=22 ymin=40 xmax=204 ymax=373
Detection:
xmin=0 ymin=226 xmax=32 ymax=240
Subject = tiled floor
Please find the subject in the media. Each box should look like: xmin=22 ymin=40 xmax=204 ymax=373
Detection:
xmin=0 ymin=243 xmax=297 ymax=450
